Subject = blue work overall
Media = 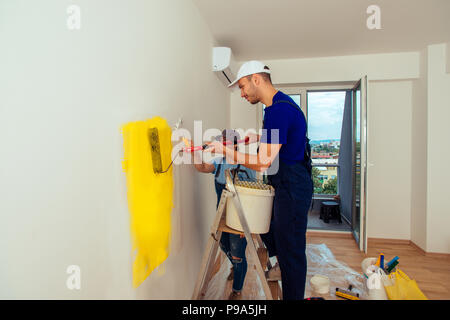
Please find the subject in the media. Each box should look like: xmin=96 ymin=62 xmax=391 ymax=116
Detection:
xmin=264 ymin=159 xmax=312 ymax=299
xmin=260 ymin=99 xmax=313 ymax=300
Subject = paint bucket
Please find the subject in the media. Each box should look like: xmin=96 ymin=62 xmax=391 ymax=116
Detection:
xmin=361 ymin=257 xmax=388 ymax=300
xmin=310 ymin=275 xmax=330 ymax=295
xmin=367 ymin=268 xmax=389 ymax=300
xmin=226 ymin=182 xmax=274 ymax=234
xmin=361 ymin=257 xmax=378 ymax=278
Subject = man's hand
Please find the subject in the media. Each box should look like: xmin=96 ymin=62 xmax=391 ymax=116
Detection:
xmin=185 ymin=138 xmax=216 ymax=173
xmin=245 ymin=132 xmax=259 ymax=145
xmin=204 ymin=140 xmax=226 ymax=155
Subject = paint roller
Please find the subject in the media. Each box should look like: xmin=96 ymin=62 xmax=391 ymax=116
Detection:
xmin=148 ymin=129 xmax=249 ymax=174
xmin=147 ymin=128 xmax=194 ymax=174
xmin=148 ymin=127 xmax=173 ymax=174
xmin=335 ymin=285 xmax=360 ymax=300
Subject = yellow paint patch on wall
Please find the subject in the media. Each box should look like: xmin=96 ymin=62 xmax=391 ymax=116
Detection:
xmin=121 ymin=117 xmax=173 ymax=288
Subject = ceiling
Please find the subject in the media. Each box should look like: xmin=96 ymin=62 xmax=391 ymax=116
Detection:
xmin=193 ymin=0 xmax=450 ymax=61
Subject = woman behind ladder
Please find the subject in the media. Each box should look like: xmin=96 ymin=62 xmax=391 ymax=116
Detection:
xmin=191 ymin=129 xmax=256 ymax=300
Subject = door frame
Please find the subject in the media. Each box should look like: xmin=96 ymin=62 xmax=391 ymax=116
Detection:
xmin=351 ymin=76 xmax=369 ymax=253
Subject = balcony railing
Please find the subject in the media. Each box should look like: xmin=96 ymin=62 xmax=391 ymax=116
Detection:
xmin=312 ymin=163 xmax=339 ymax=196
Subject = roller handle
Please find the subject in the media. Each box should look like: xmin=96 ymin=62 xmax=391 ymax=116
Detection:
xmin=183 ymin=144 xmax=209 ymax=152
xmin=222 ymin=137 xmax=250 ymax=145
xmin=183 ymin=137 xmax=250 ymax=152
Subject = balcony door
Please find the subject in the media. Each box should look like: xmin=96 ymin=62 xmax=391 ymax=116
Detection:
xmin=352 ymin=76 xmax=368 ymax=253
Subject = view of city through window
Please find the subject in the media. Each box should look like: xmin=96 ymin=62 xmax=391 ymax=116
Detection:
xmin=306 ymin=91 xmax=346 ymax=195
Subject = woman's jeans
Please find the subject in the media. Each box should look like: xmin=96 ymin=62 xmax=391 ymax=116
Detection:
xmin=215 ymin=182 xmax=248 ymax=293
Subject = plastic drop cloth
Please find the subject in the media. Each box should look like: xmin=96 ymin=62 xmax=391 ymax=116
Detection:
xmin=203 ymin=243 xmax=368 ymax=300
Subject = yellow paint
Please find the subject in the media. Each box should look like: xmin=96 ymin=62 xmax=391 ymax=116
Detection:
xmin=121 ymin=117 xmax=173 ymax=288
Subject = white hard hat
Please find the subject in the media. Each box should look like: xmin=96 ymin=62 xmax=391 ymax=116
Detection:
xmin=228 ymin=60 xmax=271 ymax=88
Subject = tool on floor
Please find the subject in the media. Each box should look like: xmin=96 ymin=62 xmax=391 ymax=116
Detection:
xmin=385 ymin=256 xmax=399 ymax=269
xmin=192 ymin=169 xmax=281 ymax=300
xmin=385 ymin=260 xmax=399 ymax=274
xmin=379 ymin=253 xmax=385 ymax=270
xmin=335 ymin=285 xmax=360 ymax=300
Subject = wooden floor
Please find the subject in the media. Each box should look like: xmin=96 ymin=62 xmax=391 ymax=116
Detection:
xmin=205 ymin=231 xmax=450 ymax=300
xmin=306 ymin=232 xmax=450 ymax=300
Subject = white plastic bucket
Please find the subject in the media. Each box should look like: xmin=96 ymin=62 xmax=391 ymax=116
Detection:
xmin=361 ymin=257 xmax=388 ymax=300
xmin=361 ymin=257 xmax=378 ymax=277
xmin=226 ymin=184 xmax=275 ymax=234
xmin=310 ymin=275 xmax=330 ymax=295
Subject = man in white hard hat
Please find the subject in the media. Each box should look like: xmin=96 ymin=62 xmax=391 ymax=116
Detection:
xmin=206 ymin=60 xmax=313 ymax=300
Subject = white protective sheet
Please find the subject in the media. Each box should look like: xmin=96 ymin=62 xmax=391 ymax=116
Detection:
xmin=203 ymin=243 xmax=368 ymax=300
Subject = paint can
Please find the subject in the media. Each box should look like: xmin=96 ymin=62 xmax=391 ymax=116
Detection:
xmin=310 ymin=275 xmax=330 ymax=295
xmin=226 ymin=183 xmax=274 ymax=234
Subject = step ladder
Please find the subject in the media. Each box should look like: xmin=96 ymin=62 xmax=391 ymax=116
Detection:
xmin=192 ymin=169 xmax=282 ymax=300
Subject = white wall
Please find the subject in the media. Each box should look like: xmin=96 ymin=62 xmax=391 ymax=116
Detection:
xmin=368 ymin=80 xmax=412 ymax=240
xmin=446 ymin=42 xmax=450 ymax=74
xmin=410 ymin=47 xmax=428 ymax=251
xmin=0 ymin=0 xmax=229 ymax=299
xmin=426 ymin=43 xmax=450 ymax=254
xmin=266 ymin=52 xmax=420 ymax=84
xmin=230 ymin=89 xmax=259 ymax=133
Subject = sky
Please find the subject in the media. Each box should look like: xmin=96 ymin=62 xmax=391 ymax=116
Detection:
xmin=306 ymin=91 xmax=346 ymax=141
xmin=263 ymin=91 xmax=347 ymax=141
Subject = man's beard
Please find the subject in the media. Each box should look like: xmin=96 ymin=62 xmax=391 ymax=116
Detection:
xmin=248 ymin=97 xmax=259 ymax=104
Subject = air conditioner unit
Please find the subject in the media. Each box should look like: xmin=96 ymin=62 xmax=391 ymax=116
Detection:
xmin=212 ymin=47 xmax=237 ymax=86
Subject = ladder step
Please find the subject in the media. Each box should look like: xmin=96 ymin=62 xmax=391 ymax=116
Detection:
xmin=268 ymin=281 xmax=281 ymax=300
xmin=257 ymin=248 xmax=268 ymax=269
xmin=218 ymin=216 xmax=244 ymax=236
xmin=217 ymin=217 xmax=259 ymax=240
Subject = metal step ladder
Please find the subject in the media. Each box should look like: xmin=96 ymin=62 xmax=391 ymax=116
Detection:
xmin=192 ymin=169 xmax=281 ymax=300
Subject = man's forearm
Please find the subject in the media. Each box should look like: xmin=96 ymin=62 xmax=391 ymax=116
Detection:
xmin=224 ymin=148 xmax=270 ymax=172
xmin=192 ymin=151 xmax=208 ymax=172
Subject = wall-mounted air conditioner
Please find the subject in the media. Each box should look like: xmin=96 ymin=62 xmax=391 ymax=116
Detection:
xmin=212 ymin=47 xmax=237 ymax=86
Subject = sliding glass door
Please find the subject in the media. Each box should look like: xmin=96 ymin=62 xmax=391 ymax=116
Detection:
xmin=352 ymin=76 xmax=368 ymax=252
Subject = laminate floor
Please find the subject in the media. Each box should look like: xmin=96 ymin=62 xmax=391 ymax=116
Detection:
xmin=203 ymin=232 xmax=450 ymax=300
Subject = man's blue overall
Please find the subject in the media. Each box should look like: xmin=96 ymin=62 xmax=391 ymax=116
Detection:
xmin=260 ymin=98 xmax=313 ymax=300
